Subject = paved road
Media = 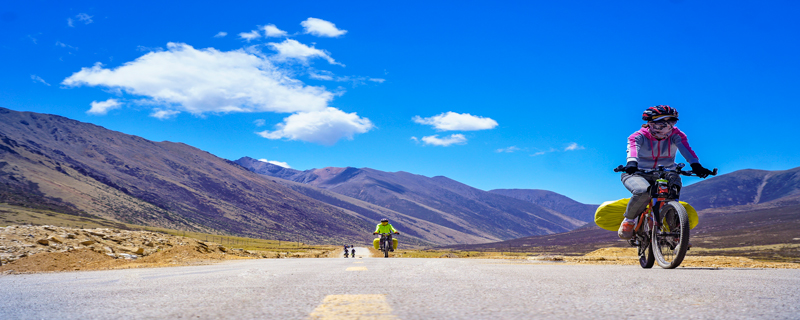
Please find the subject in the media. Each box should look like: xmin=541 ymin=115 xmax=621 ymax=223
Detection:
xmin=1 ymin=257 xmax=799 ymax=319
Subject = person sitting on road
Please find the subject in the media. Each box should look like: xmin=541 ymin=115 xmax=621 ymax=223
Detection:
xmin=373 ymin=218 xmax=400 ymax=252
xmin=619 ymin=105 xmax=714 ymax=240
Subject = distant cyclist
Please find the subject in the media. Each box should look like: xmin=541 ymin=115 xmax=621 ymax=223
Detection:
xmin=373 ymin=218 xmax=400 ymax=252
xmin=619 ymin=105 xmax=714 ymax=240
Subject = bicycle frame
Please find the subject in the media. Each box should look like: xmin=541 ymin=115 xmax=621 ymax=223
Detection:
xmin=616 ymin=163 xmax=717 ymax=268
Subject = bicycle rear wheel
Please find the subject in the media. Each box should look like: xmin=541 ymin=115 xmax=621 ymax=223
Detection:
xmin=638 ymin=215 xmax=654 ymax=269
xmin=652 ymin=201 xmax=690 ymax=269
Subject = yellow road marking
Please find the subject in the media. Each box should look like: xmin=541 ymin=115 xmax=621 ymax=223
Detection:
xmin=346 ymin=267 xmax=368 ymax=271
xmin=310 ymin=294 xmax=397 ymax=319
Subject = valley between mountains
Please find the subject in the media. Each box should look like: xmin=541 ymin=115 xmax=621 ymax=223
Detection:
xmin=1 ymin=107 xmax=799 ymax=262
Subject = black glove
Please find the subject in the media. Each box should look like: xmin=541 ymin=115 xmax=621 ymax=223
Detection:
xmin=623 ymin=161 xmax=639 ymax=174
xmin=691 ymin=163 xmax=713 ymax=178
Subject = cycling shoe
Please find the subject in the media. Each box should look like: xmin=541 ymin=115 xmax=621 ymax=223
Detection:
xmin=618 ymin=220 xmax=635 ymax=240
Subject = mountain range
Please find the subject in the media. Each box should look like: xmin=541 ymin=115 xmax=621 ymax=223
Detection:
xmin=2 ymin=107 xmax=797 ymax=252
xmin=234 ymin=157 xmax=590 ymax=244
xmin=1 ymin=107 xmax=591 ymax=246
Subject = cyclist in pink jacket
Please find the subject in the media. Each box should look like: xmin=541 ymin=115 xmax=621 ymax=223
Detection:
xmin=618 ymin=105 xmax=714 ymax=240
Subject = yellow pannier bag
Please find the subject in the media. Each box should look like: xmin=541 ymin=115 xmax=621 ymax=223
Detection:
xmin=373 ymin=238 xmax=398 ymax=250
xmin=594 ymin=198 xmax=699 ymax=231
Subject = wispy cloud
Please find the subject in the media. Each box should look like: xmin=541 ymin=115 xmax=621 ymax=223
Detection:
xmin=268 ymin=39 xmax=342 ymax=66
xmin=69 ymin=13 xmax=93 ymax=27
xmin=258 ymin=158 xmax=291 ymax=168
xmin=262 ymin=24 xmax=287 ymax=37
xmin=55 ymin=41 xmax=78 ymax=50
xmin=301 ymin=18 xmax=347 ymax=37
xmin=253 ymin=119 xmax=266 ymax=127
xmin=420 ymin=134 xmax=467 ymax=147
xmin=496 ymin=146 xmax=521 ymax=153
xmin=528 ymin=143 xmax=585 ymax=156
xmin=309 ymin=70 xmax=386 ymax=86
xmin=136 ymin=45 xmax=163 ymax=52
xmin=87 ymin=99 xmax=121 ymax=115
xmin=214 ymin=32 xmax=228 ymax=38
xmin=76 ymin=13 xmax=93 ymax=24
xmin=239 ymin=30 xmax=261 ymax=42
xmin=31 ymin=75 xmax=50 ymax=86
xmin=565 ymin=142 xmax=585 ymax=151
xmin=414 ymin=112 xmax=498 ymax=131
xmin=150 ymin=109 xmax=180 ymax=119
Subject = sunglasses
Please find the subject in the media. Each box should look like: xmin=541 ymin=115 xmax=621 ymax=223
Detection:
xmin=649 ymin=120 xmax=676 ymax=130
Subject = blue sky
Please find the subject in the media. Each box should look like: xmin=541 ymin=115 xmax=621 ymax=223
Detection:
xmin=2 ymin=1 xmax=799 ymax=204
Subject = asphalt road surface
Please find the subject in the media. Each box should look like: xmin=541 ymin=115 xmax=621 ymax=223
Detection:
xmin=1 ymin=256 xmax=799 ymax=319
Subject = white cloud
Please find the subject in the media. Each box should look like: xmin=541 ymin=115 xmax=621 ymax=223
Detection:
xmin=529 ymin=144 xmax=583 ymax=156
xmin=253 ymin=119 xmax=266 ymax=127
xmin=309 ymin=70 xmax=334 ymax=80
xmin=258 ymin=158 xmax=291 ymax=168
xmin=263 ymin=24 xmax=287 ymax=37
xmin=87 ymin=99 xmax=121 ymax=115
xmin=413 ymin=112 xmax=498 ymax=131
xmin=150 ymin=109 xmax=180 ymax=119
xmin=67 ymin=18 xmax=74 ymax=27
xmin=76 ymin=13 xmax=93 ymax=24
xmin=421 ymin=134 xmax=467 ymax=147
xmin=301 ymin=17 xmax=347 ymax=37
xmin=308 ymin=70 xmax=386 ymax=86
xmin=496 ymin=146 xmax=520 ymax=153
xmin=31 ymin=75 xmax=51 ymax=86
xmin=62 ymin=42 xmax=334 ymax=116
xmin=565 ymin=142 xmax=585 ymax=151
xmin=214 ymin=32 xmax=228 ymax=38
xmin=256 ymin=107 xmax=373 ymax=146
xmin=239 ymin=30 xmax=261 ymax=42
xmin=268 ymin=39 xmax=342 ymax=66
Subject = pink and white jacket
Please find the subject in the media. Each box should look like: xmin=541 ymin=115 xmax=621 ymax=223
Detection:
xmin=626 ymin=127 xmax=699 ymax=169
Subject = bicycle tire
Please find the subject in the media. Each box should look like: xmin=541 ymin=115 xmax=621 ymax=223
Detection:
xmin=639 ymin=244 xmax=654 ymax=268
xmin=652 ymin=201 xmax=690 ymax=269
xmin=638 ymin=216 xmax=655 ymax=268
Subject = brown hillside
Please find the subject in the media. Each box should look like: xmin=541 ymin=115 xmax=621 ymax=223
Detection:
xmin=0 ymin=107 xmax=373 ymax=244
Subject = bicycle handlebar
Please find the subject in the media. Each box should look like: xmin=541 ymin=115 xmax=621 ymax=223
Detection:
xmin=613 ymin=164 xmax=717 ymax=177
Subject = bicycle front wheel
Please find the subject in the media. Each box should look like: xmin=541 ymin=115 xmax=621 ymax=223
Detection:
xmin=652 ymin=201 xmax=690 ymax=269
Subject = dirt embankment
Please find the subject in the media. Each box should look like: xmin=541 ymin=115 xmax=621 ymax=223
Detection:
xmin=0 ymin=225 xmax=330 ymax=274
